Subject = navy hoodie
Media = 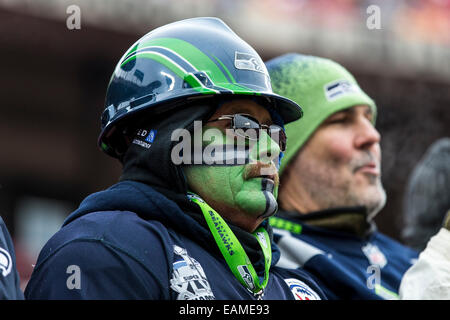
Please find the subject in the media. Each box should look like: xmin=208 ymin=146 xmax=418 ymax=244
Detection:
xmin=0 ymin=216 xmax=24 ymax=299
xmin=24 ymin=181 xmax=325 ymax=300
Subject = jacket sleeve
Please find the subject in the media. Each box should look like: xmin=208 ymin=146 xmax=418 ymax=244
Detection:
xmin=24 ymin=239 xmax=170 ymax=300
xmin=0 ymin=217 xmax=24 ymax=300
xmin=399 ymin=228 xmax=450 ymax=299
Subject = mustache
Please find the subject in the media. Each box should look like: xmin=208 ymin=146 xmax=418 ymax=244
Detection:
xmin=351 ymin=152 xmax=380 ymax=173
xmin=244 ymin=162 xmax=280 ymax=186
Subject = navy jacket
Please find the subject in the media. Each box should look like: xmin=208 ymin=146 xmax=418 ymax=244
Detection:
xmin=271 ymin=213 xmax=418 ymax=300
xmin=0 ymin=216 xmax=24 ymax=299
xmin=25 ymin=181 xmax=325 ymax=300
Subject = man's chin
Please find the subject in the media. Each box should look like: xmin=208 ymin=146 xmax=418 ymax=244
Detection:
xmin=353 ymin=185 xmax=387 ymax=220
xmin=367 ymin=189 xmax=387 ymax=220
xmin=235 ymin=189 xmax=278 ymax=219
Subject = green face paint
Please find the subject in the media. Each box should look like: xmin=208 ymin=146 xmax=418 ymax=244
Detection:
xmin=185 ymin=164 xmax=273 ymax=216
xmin=184 ymin=126 xmax=280 ymax=219
xmin=188 ymin=193 xmax=272 ymax=298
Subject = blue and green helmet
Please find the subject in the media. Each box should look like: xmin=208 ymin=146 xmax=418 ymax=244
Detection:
xmin=99 ymin=17 xmax=303 ymax=158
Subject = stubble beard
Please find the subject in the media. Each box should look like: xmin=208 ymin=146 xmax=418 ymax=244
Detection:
xmin=298 ymin=155 xmax=387 ymax=220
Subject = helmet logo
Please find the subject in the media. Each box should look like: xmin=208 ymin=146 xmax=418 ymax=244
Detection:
xmin=234 ymin=52 xmax=268 ymax=76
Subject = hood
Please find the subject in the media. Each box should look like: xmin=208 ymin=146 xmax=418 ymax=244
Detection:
xmin=118 ymin=100 xmax=216 ymax=196
xmin=63 ymin=180 xmax=192 ymax=228
xmin=63 ymin=180 xmax=280 ymax=272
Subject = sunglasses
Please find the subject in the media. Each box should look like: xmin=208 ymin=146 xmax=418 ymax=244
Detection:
xmin=206 ymin=113 xmax=286 ymax=152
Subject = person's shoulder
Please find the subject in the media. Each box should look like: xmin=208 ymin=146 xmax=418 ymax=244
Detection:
xmin=0 ymin=216 xmax=13 ymax=243
xmin=26 ymin=211 xmax=175 ymax=299
xmin=372 ymin=231 xmax=419 ymax=257
xmin=0 ymin=216 xmax=6 ymax=228
xmin=373 ymin=231 xmax=416 ymax=250
xmin=82 ymin=209 xmax=172 ymax=244
xmin=0 ymin=216 xmax=16 ymax=265
xmin=0 ymin=216 xmax=24 ymax=300
xmin=69 ymin=209 xmax=170 ymax=238
xmin=36 ymin=210 xmax=174 ymax=269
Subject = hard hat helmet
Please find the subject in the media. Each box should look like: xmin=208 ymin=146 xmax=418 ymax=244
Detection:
xmin=98 ymin=17 xmax=303 ymax=158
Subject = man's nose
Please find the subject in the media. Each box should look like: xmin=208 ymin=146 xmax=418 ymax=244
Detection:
xmin=354 ymin=117 xmax=381 ymax=150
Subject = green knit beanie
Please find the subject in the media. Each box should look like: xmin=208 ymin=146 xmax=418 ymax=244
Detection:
xmin=266 ymin=53 xmax=377 ymax=175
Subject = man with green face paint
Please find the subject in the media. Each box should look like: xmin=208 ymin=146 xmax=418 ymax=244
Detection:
xmin=266 ymin=53 xmax=418 ymax=300
xmin=183 ymin=99 xmax=282 ymax=231
xmin=25 ymin=18 xmax=325 ymax=300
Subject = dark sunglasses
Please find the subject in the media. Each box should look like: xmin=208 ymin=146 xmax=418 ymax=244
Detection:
xmin=206 ymin=113 xmax=286 ymax=152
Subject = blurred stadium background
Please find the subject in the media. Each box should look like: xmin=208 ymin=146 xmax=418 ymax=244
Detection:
xmin=0 ymin=0 xmax=448 ymax=290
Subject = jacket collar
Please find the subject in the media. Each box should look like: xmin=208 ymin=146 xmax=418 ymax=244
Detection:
xmin=278 ymin=206 xmax=376 ymax=238
xmin=65 ymin=180 xmax=280 ymax=275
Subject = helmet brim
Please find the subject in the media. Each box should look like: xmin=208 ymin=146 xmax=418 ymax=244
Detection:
xmin=98 ymin=90 xmax=302 ymax=158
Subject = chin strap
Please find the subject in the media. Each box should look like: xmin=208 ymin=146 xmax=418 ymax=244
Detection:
xmin=187 ymin=192 xmax=272 ymax=299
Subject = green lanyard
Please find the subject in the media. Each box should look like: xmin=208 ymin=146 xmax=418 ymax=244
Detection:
xmin=188 ymin=193 xmax=272 ymax=297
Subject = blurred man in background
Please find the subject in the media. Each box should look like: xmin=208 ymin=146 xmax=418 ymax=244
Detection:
xmin=399 ymin=137 xmax=450 ymax=299
xmin=0 ymin=216 xmax=23 ymax=299
xmin=402 ymin=137 xmax=450 ymax=251
xmin=24 ymin=18 xmax=325 ymax=300
xmin=266 ymin=53 xmax=418 ymax=299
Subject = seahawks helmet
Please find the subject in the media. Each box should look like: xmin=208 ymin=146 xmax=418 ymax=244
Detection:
xmin=98 ymin=17 xmax=302 ymax=158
